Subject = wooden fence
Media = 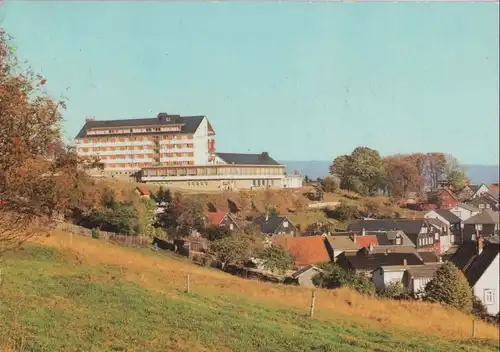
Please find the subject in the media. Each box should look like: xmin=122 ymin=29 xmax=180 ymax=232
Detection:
xmin=57 ymin=223 xmax=152 ymax=247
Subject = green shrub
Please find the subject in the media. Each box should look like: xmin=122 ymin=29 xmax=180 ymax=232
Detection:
xmin=424 ymin=262 xmax=472 ymax=313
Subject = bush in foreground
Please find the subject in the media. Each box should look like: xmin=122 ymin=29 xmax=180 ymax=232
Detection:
xmin=424 ymin=262 xmax=472 ymax=313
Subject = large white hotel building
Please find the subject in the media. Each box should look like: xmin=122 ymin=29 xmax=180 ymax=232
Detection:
xmin=75 ymin=112 xmax=302 ymax=191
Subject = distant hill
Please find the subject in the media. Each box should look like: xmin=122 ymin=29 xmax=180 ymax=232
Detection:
xmin=283 ymin=160 xmax=499 ymax=185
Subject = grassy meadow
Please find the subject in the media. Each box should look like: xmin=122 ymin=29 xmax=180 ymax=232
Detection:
xmin=0 ymin=231 xmax=498 ymax=351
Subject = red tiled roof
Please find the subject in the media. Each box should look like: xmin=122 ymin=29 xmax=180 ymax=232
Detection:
xmin=354 ymin=235 xmax=378 ymax=247
xmin=135 ymin=184 xmax=151 ymax=196
xmin=204 ymin=211 xmax=227 ymax=226
xmin=272 ymin=236 xmax=331 ymax=267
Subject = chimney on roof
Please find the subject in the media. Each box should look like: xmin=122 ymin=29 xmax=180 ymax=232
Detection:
xmin=262 ymin=152 xmax=269 ymax=158
xmin=85 ymin=116 xmax=95 ymax=122
xmin=265 ymin=214 xmax=269 ymax=222
xmin=368 ymin=242 xmax=374 ymax=253
xmin=361 ymin=228 xmax=366 ymax=236
xmin=403 ymin=259 xmax=407 ymax=267
xmin=352 ymin=233 xmax=357 ymax=244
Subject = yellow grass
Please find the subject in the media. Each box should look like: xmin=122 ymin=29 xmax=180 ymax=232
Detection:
xmin=34 ymin=230 xmax=498 ymax=341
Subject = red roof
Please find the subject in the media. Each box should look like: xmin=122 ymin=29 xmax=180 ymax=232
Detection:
xmin=204 ymin=211 xmax=227 ymax=226
xmin=354 ymin=235 xmax=378 ymax=247
xmin=135 ymin=184 xmax=151 ymax=196
xmin=273 ymin=236 xmax=330 ymax=267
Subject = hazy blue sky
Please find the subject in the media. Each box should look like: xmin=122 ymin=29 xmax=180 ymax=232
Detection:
xmin=1 ymin=2 xmax=499 ymax=164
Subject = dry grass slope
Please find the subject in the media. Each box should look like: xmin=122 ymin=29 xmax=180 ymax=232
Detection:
xmin=36 ymin=231 xmax=498 ymax=341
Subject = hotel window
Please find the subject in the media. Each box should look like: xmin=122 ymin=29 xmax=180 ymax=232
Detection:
xmin=475 ymin=224 xmax=483 ymax=231
xmin=484 ymin=289 xmax=495 ymax=305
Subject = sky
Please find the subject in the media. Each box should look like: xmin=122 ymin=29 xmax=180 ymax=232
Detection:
xmin=1 ymin=2 xmax=499 ymax=164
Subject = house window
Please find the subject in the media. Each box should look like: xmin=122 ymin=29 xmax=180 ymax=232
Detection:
xmin=479 ymin=204 xmax=485 ymax=209
xmin=395 ymin=236 xmax=402 ymax=245
xmin=486 ymin=204 xmax=491 ymax=209
xmin=484 ymin=289 xmax=495 ymax=305
xmin=475 ymin=224 xmax=483 ymax=231
xmin=229 ymin=223 xmax=234 ymax=231
xmin=283 ymin=221 xmax=289 ymax=228
xmin=420 ymin=227 xmax=428 ymax=234
xmin=434 ymin=233 xmax=439 ymax=241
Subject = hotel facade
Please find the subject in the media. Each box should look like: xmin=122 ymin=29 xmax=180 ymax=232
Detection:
xmin=75 ymin=113 xmax=302 ymax=190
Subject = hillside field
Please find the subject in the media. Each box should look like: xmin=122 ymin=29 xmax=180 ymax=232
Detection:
xmin=0 ymin=231 xmax=498 ymax=351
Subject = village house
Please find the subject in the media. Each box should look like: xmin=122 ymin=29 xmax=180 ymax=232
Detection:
xmin=289 ymin=265 xmax=323 ymax=287
xmin=204 ymin=210 xmax=240 ymax=232
xmin=272 ymin=235 xmax=333 ymax=268
xmin=466 ymin=193 xmax=499 ymax=211
xmin=458 ymin=184 xmax=490 ymax=202
xmin=134 ymin=184 xmax=151 ymax=199
xmin=254 ymin=214 xmax=297 ymax=236
xmin=449 ymin=203 xmax=481 ymax=222
xmin=402 ymin=263 xmax=443 ymax=296
xmin=336 ymin=247 xmax=424 ymax=277
xmin=424 ymin=209 xmax=462 ymax=246
xmin=462 ymin=209 xmax=500 ymax=242
xmin=372 ymin=259 xmax=429 ymax=291
xmin=348 ymin=219 xmax=442 ymax=254
xmin=450 ymin=237 xmax=500 ymax=316
xmin=426 ymin=188 xmax=459 ymax=209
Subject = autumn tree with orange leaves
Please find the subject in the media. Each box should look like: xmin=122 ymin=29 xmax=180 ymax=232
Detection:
xmin=0 ymin=30 xmax=93 ymax=257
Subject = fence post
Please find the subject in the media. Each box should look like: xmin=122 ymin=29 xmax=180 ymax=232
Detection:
xmin=186 ymin=274 xmax=191 ymax=294
xmin=309 ymin=289 xmax=316 ymax=318
xmin=472 ymin=319 xmax=476 ymax=338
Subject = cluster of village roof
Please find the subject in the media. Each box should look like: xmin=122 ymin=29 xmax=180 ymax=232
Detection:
xmin=136 ymin=183 xmax=500 ymax=316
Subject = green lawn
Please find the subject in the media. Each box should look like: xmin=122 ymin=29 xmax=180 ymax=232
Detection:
xmin=0 ymin=245 xmax=497 ymax=352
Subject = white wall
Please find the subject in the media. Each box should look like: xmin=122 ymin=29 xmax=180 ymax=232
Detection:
xmin=282 ymin=175 xmax=303 ymax=189
xmin=193 ymin=117 xmax=210 ymax=165
xmin=372 ymin=268 xmax=405 ymax=290
xmin=473 ymin=185 xmax=490 ymax=198
xmin=449 ymin=206 xmax=480 ymax=222
xmin=473 ymin=254 xmax=500 ymax=316
xmin=411 ymin=277 xmax=433 ymax=294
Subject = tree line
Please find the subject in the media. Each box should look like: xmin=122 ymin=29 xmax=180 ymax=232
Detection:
xmin=329 ymin=147 xmax=469 ymax=198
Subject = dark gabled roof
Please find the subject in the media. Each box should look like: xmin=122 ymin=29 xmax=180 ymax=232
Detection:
xmin=348 ymin=219 xmax=428 ymax=236
xmin=216 ymin=152 xmax=281 ymax=166
xmin=432 ymin=209 xmax=462 ymax=224
xmin=450 ymin=241 xmax=478 ymax=271
xmin=75 ymin=114 xmax=205 ymax=138
xmin=417 ymin=251 xmax=440 ymax=263
xmin=343 ymin=252 xmax=424 ymax=272
xmin=467 ymin=184 xmax=482 ymax=193
xmin=463 ymin=209 xmax=500 ymax=225
xmin=254 ymin=215 xmax=292 ymax=234
xmin=465 ymin=242 xmax=500 ymax=286
xmin=406 ymin=263 xmax=443 ymax=278
xmin=291 ymin=264 xmax=323 ymax=278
